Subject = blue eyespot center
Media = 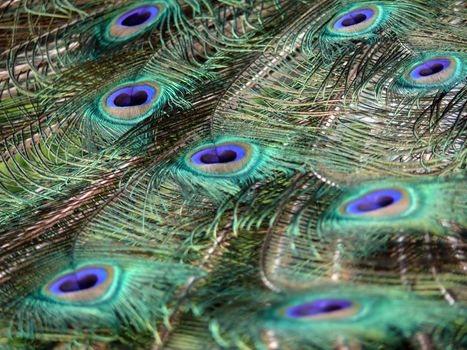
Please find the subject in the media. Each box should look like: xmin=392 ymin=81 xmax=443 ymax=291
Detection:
xmin=114 ymin=90 xmax=148 ymax=107
xmin=286 ymin=299 xmax=353 ymax=318
xmin=117 ymin=6 xmax=159 ymax=28
xmin=200 ymin=150 xmax=238 ymax=164
xmin=191 ymin=144 xmax=247 ymax=166
xmin=334 ymin=8 xmax=374 ymax=29
xmin=410 ymin=59 xmax=450 ymax=79
xmin=59 ymin=273 xmax=98 ymax=292
xmin=122 ymin=11 xmax=151 ymax=27
xmin=419 ymin=64 xmax=444 ymax=76
xmin=48 ymin=267 xmax=109 ymax=295
xmin=342 ymin=13 xmax=367 ymax=27
xmin=106 ymin=85 xmax=156 ymax=108
xmin=346 ymin=189 xmax=402 ymax=215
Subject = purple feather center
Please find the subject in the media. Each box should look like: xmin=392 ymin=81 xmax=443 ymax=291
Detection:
xmin=286 ymin=299 xmax=353 ymax=318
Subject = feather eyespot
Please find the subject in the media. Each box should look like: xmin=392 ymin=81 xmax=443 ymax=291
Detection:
xmin=331 ymin=7 xmax=377 ymax=32
xmin=105 ymin=2 xmax=166 ymax=42
xmin=410 ymin=59 xmax=451 ymax=79
xmin=100 ymin=81 xmax=160 ymax=125
xmin=44 ymin=265 xmax=117 ymax=304
xmin=185 ymin=141 xmax=259 ymax=177
xmin=118 ymin=6 xmax=159 ymax=27
xmin=258 ymin=288 xmax=454 ymax=346
xmin=395 ymin=54 xmax=465 ymax=92
xmin=325 ymin=4 xmax=383 ymax=38
xmin=284 ymin=299 xmax=359 ymax=321
xmin=339 ymin=188 xmax=411 ymax=218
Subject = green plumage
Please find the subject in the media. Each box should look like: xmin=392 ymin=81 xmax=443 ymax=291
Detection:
xmin=0 ymin=0 xmax=465 ymax=349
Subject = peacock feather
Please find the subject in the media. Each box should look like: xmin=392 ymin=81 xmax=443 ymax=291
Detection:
xmin=0 ymin=0 xmax=465 ymax=349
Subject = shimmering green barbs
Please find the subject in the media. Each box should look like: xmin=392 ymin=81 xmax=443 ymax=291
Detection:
xmin=103 ymin=1 xmax=166 ymax=43
xmin=42 ymin=265 xmax=117 ymax=305
xmin=394 ymin=53 xmax=466 ymax=93
xmin=325 ymin=3 xmax=385 ymax=39
xmin=184 ymin=139 xmax=260 ymax=178
xmin=98 ymin=80 xmax=161 ymax=125
xmin=319 ymin=177 xmax=466 ymax=240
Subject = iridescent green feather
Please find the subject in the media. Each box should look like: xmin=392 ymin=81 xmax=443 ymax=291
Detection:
xmin=0 ymin=0 xmax=465 ymax=349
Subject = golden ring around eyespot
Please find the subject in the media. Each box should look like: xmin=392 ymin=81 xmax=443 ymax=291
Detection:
xmin=339 ymin=187 xmax=412 ymax=218
xmin=328 ymin=5 xmax=379 ymax=34
xmin=101 ymin=81 xmax=160 ymax=121
xmin=406 ymin=56 xmax=457 ymax=85
xmin=188 ymin=142 xmax=253 ymax=176
xmin=107 ymin=3 xmax=166 ymax=39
